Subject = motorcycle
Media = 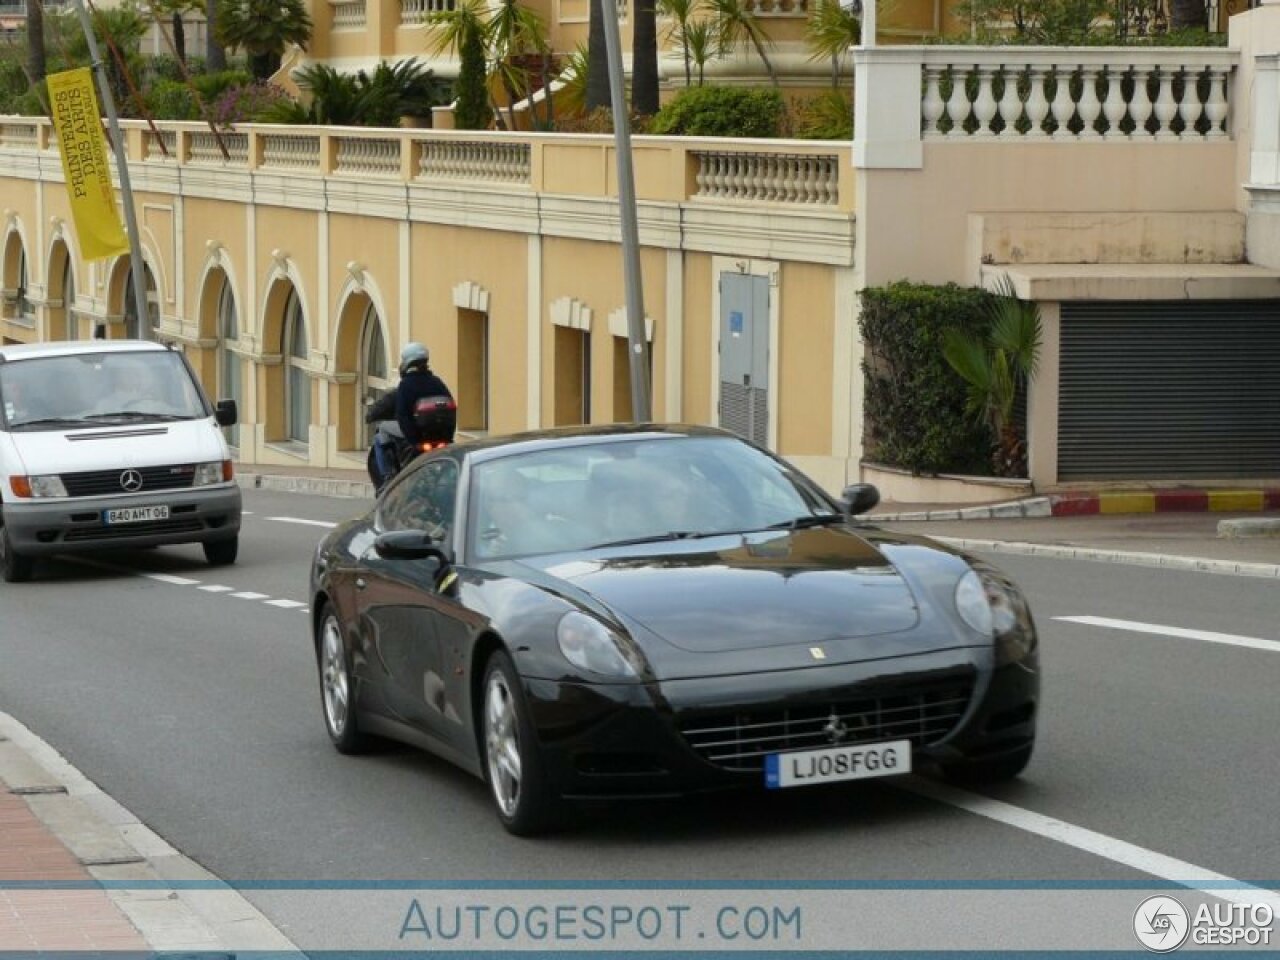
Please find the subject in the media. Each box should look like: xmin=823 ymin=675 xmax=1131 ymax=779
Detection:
xmin=366 ymin=395 xmax=458 ymax=493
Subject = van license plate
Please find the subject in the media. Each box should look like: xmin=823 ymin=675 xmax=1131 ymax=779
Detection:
xmin=104 ymin=505 xmax=169 ymax=525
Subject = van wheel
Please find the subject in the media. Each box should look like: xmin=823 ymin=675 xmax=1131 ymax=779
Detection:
xmin=203 ymin=536 xmax=238 ymax=566
xmin=1 ymin=526 xmax=34 ymax=583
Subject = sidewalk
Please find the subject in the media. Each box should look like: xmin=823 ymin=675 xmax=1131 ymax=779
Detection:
xmin=0 ymin=712 xmax=297 ymax=954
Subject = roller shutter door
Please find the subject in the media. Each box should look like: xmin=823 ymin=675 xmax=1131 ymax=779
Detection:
xmin=1058 ymin=301 xmax=1280 ymax=480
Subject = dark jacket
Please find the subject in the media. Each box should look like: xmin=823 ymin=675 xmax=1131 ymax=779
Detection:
xmin=395 ymin=366 xmax=453 ymax=444
xmin=364 ymin=389 xmax=397 ymax=424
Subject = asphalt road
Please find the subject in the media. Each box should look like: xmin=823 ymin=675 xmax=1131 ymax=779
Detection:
xmin=1 ymin=489 xmax=1277 ymax=915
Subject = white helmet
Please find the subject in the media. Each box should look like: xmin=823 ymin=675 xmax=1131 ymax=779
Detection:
xmin=399 ymin=341 xmax=429 ymax=374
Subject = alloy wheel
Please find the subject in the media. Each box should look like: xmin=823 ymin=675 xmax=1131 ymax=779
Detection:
xmin=485 ymin=671 xmax=523 ymax=817
xmin=321 ymin=616 xmax=349 ymax=737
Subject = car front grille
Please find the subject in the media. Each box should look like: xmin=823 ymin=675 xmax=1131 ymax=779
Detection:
xmin=60 ymin=464 xmax=197 ymax=498
xmin=680 ymin=677 xmax=974 ymax=772
xmin=62 ymin=518 xmax=205 ymax=542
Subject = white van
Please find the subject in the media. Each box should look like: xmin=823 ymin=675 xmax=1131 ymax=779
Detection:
xmin=0 ymin=340 xmax=241 ymax=582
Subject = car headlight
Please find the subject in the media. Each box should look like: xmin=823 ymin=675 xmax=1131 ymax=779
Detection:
xmin=557 ymin=611 xmax=641 ymax=679
xmin=9 ymin=474 xmax=68 ymax=498
xmin=954 ymin=565 xmax=1037 ymax=664
xmin=192 ymin=461 xmax=231 ymax=486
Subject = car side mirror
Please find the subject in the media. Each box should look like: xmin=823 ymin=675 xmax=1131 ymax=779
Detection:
xmin=215 ymin=399 xmax=238 ymax=427
xmin=840 ymin=483 xmax=880 ymax=517
xmin=374 ymin=530 xmax=446 ymax=563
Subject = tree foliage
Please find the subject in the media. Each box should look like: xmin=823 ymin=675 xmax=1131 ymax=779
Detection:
xmin=216 ymin=0 xmax=312 ymax=80
xmin=649 ymin=85 xmax=783 ymax=136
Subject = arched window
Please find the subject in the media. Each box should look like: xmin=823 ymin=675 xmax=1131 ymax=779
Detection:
xmin=62 ymin=262 xmax=76 ymax=340
xmin=122 ymin=264 xmax=160 ymax=340
xmin=15 ymin=246 xmax=33 ymax=323
xmin=358 ymin=302 xmax=388 ymax=448
xmin=216 ymin=276 xmax=241 ymax=447
xmin=282 ymin=288 xmax=310 ymax=445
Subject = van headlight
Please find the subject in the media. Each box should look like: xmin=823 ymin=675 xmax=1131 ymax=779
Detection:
xmin=557 ymin=611 xmax=642 ymax=679
xmin=192 ymin=461 xmax=227 ymax=486
xmin=954 ymin=565 xmax=1037 ymax=665
xmin=10 ymin=474 xmax=68 ymax=498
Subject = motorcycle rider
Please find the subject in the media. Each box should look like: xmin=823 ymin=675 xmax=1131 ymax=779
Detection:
xmin=365 ymin=342 xmax=453 ymax=488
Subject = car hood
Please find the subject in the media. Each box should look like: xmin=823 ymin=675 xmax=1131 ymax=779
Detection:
xmin=530 ymin=526 xmax=921 ymax=654
xmin=5 ymin=418 xmax=226 ymax=476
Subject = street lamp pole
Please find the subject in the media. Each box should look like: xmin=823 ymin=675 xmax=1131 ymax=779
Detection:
xmin=69 ymin=0 xmax=150 ymax=338
xmin=599 ymin=0 xmax=653 ymax=422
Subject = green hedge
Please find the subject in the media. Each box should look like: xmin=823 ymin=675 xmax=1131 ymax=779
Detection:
xmin=859 ymin=282 xmax=994 ymax=474
xmin=649 ymin=86 xmax=784 ymax=138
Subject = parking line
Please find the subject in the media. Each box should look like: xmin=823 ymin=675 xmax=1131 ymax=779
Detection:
xmin=1055 ymin=616 xmax=1280 ymax=654
xmin=902 ymin=777 xmax=1280 ymax=912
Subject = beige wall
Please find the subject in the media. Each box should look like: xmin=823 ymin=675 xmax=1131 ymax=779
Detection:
xmin=777 ymin=261 xmax=833 ymax=456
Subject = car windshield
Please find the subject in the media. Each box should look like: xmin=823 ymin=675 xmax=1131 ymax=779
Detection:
xmin=468 ymin=435 xmax=838 ymax=561
xmin=0 ymin=350 xmax=208 ymax=430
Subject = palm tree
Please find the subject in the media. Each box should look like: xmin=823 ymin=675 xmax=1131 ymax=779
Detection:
xmin=706 ymin=0 xmax=775 ymax=85
xmin=205 ymin=0 xmax=227 ymax=70
xmin=657 ymin=0 xmax=696 ymax=88
xmin=806 ymin=0 xmax=859 ymax=88
xmin=632 ymin=0 xmax=659 ymax=115
xmin=942 ymin=275 xmax=1043 ymax=477
xmin=684 ymin=19 xmax=716 ymax=86
xmin=1169 ymin=0 xmax=1206 ymax=29
xmin=427 ymin=0 xmax=497 ymax=128
xmin=216 ymin=0 xmax=313 ymax=80
xmin=586 ymin=0 xmax=610 ymax=110
xmin=486 ymin=0 xmax=550 ymax=129
xmin=26 ymin=0 xmax=46 ymax=88
xmin=150 ymin=0 xmax=204 ymax=64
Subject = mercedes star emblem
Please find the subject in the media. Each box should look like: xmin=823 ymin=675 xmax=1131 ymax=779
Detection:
xmin=119 ymin=469 xmax=144 ymax=493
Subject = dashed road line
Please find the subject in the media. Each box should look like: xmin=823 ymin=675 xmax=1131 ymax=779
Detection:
xmin=265 ymin=599 xmax=307 ymax=609
xmin=1055 ymin=616 xmax=1280 ymax=654
xmin=141 ymin=573 xmax=201 ymax=586
xmin=64 ymin=558 xmax=307 ymax=614
xmin=199 ymin=584 xmax=235 ymax=593
xmin=230 ymin=591 xmax=270 ymax=600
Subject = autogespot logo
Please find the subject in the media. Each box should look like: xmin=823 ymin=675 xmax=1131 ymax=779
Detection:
xmin=1134 ymin=895 xmax=1191 ymax=953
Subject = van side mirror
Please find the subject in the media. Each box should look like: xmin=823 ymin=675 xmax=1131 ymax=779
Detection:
xmin=215 ymin=399 xmax=237 ymax=427
xmin=840 ymin=483 xmax=880 ymax=517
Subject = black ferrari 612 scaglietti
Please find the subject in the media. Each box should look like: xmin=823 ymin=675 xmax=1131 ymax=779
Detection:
xmin=309 ymin=425 xmax=1039 ymax=834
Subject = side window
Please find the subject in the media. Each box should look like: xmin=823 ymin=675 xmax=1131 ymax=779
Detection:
xmin=379 ymin=458 xmax=460 ymax=542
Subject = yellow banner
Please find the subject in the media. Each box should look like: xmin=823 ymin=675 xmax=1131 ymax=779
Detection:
xmin=47 ymin=68 xmax=129 ymax=261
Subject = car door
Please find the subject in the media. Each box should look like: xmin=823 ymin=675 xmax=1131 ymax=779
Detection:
xmin=359 ymin=455 xmax=461 ymax=741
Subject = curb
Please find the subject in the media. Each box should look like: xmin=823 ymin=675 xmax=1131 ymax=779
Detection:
xmin=0 ymin=710 xmax=301 ymax=955
xmin=238 ymin=471 xmax=375 ymax=500
xmin=933 ymin=536 xmax=1280 ymax=579
xmin=1218 ymin=517 xmax=1280 ymax=538
xmin=875 ymin=488 xmax=1280 ymax=522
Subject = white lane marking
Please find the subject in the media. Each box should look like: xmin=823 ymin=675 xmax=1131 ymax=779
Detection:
xmin=266 ymin=516 xmax=337 ymax=529
xmin=142 ymin=573 xmax=201 ymax=586
xmin=1055 ymin=616 xmax=1280 ymax=655
xmin=230 ymin=591 xmax=270 ymax=600
xmin=264 ymin=598 xmax=307 ymax=609
xmin=902 ymin=778 xmax=1280 ymax=912
xmin=199 ymin=584 xmax=235 ymax=593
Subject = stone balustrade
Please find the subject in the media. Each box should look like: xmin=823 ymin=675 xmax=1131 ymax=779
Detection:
xmin=693 ymin=150 xmax=839 ymax=205
xmin=335 ymin=136 xmax=402 ymax=176
xmin=918 ymin=47 xmax=1237 ymax=140
xmin=744 ymin=0 xmax=808 ymax=15
xmin=418 ymin=140 xmax=532 ymax=183
xmin=0 ymin=119 xmax=854 ymax=210
xmin=399 ymin=0 xmax=455 ymax=24
xmin=332 ymin=0 xmax=367 ymax=27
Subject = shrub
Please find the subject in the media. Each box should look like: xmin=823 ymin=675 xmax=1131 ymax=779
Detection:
xmin=212 ymin=81 xmax=296 ymax=125
xmin=146 ymin=79 xmax=199 ymax=120
xmin=649 ymin=85 xmax=784 ymax=138
xmin=859 ymin=282 xmax=996 ymax=475
xmin=792 ymin=90 xmax=852 ymax=140
xmin=192 ymin=69 xmax=254 ymax=103
xmin=14 ymin=84 xmax=50 ymax=117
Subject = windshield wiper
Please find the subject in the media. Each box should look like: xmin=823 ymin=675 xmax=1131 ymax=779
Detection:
xmin=765 ymin=513 xmax=846 ymax=531
xmin=10 ymin=417 xmax=99 ymax=430
xmin=585 ymin=530 xmax=705 ymax=550
xmin=84 ymin=411 xmax=187 ymax=421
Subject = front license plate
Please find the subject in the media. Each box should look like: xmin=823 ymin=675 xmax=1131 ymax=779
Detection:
xmin=764 ymin=739 xmax=911 ymax=789
xmin=104 ymin=505 xmax=169 ymax=525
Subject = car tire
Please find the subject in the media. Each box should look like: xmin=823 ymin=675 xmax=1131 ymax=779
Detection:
xmin=0 ymin=525 xmax=34 ymax=583
xmin=481 ymin=650 xmax=559 ymax=836
xmin=316 ymin=604 xmax=370 ymax=754
xmin=941 ymin=743 xmax=1033 ymax=785
xmin=203 ymin=536 xmax=238 ymax=566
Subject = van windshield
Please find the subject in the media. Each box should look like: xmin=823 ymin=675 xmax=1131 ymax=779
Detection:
xmin=0 ymin=351 xmax=209 ymax=430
